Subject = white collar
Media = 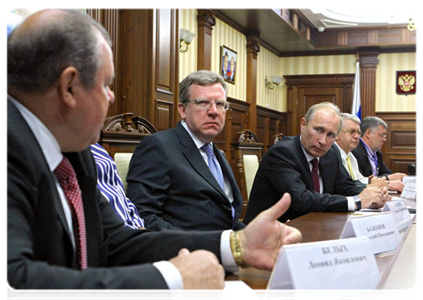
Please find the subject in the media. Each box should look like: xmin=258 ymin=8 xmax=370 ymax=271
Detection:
xmin=181 ymin=120 xmax=213 ymax=149
xmin=9 ymin=96 xmax=63 ymax=171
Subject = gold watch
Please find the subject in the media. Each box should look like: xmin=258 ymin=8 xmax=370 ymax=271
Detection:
xmin=230 ymin=231 xmax=249 ymax=268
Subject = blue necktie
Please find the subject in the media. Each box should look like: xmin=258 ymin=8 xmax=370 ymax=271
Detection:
xmin=202 ymin=143 xmax=225 ymax=191
xmin=202 ymin=143 xmax=235 ymax=220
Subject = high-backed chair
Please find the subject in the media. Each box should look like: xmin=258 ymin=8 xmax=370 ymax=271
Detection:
xmin=230 ymin=130 xmax=263 ymax=220
xmin=273 ymin=132 xmax=285 ymax=145
xmin=99 ymin=112 xmax=157 ymax=191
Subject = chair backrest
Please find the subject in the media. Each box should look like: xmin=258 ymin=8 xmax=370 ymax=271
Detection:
xmin=114 ymin=153 xmax=133 ymax=192
xmin=230 ymin=130 xmax=263 ymax=220
xmin=242 ymin=154 xmax=259 ymax=199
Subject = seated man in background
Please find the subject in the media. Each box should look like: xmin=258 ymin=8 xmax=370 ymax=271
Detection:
xmin=352 ymin=116 xmax=406 ymax=184
xmin=333 ymin=113 xmax=404 ymax=192
xmin=127 ymin=70 xmax=245 ymax=231
xmin=8 ymin=9 xmax=302 ymax=289
xmin=90 ymin=143 xmax=145 ymax=229
xmin=244 ymin=102 xmax=390 ymax=224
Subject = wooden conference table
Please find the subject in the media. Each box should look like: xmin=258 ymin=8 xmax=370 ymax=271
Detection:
xmin=227 ymin=212 xmax=416 ymax=289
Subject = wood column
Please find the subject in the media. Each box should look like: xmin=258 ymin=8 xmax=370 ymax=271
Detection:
xmin=246 ymin=36 xmax=260 ymax=133
xmin=197 ymin=10 xmax=215 ymax=71
xmin=359 ymin=48 xmax=380 ymax=118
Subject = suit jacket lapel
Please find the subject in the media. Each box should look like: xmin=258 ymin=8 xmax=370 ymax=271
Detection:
xmin=294 ymin=135 xmax=314 ymax=189
xmin=175 ymin=123 xmax=228 ymax=199
xmin=8 ymin=99 xmax=73 ymax=243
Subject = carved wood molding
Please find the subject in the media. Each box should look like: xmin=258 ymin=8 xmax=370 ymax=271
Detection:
xmin=285 ymin=74 xmax=355 ymax=86
xmin=101 ymin=112 xmax=158 ymax=144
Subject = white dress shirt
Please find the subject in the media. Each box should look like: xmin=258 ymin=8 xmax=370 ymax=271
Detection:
xmin=181 ymin=120 xmax=234 ymax=204
xmin=10 ymin=97 xmax=238 ymax=289
xmin=335 ymin=143 xmax=369 ymax=184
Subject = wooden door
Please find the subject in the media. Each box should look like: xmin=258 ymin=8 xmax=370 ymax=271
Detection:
xmin=285 ymin=74 xmax=355 ymax=136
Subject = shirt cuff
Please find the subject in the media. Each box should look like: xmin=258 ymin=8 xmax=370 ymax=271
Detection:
xmin=153 ymin=261 xmax=183 ymax=289
xmin=347 ymin=196 xmax=355 ymax=211
xmin=221 ymin=230 xmax=239 ymax=273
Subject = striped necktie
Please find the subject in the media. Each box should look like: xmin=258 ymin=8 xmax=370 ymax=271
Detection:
xmin=54 ymin=157 xmax=87 ymax=270
xmin=202 ymin=143 xmax=225 ymax=191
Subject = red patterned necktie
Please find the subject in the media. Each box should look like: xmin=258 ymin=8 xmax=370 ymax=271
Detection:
xmin=310 ymin=158 xmax=320 ymax=193
xmin=54 ymin=157 xmax=87 ymax=270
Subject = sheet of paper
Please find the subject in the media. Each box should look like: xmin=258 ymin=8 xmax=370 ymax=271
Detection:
xmin=224 ymin=281 xmax=257 ymax=299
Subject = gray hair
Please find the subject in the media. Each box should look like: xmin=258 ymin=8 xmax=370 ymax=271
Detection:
xmin=179 ymin=70 xmax=227 ymax=104
xmin=8 ymin=9 xmax=112 ymax=94
xmin=340 ymin=113 xmax=361 ymax=128
xmin=304 ymin=102 xmax=342 ymax=133
xmin=360 ymin=116 xmax=388 ymax=136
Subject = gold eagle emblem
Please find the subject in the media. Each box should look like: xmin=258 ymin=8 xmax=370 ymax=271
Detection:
xmin=398 ymin=74 xmax=415 ymax=92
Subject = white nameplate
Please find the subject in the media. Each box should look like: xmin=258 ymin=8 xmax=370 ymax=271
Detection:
xmin=383 ymin=199 xmax=413 ymax=231
xmin=340 ymin=213 xmax=401 ymax=254
xmin=267 ymin=237 xmax=380 ymax=289
xmin=400 ymin=182 xmax=416 ymax=200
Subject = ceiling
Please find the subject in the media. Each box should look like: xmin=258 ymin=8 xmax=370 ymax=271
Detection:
xmin=214 ymin=9 xmax=416 ymax=56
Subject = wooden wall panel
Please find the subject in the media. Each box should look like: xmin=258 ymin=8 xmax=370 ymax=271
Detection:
xmin=377 ymin=112 xmax=416 ymax=174
xmin=257 ymin=107 xmax=287 ymax=152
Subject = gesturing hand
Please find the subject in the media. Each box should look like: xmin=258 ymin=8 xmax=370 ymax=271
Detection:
xmin=239 ymin=193 xmax=302 ymax=270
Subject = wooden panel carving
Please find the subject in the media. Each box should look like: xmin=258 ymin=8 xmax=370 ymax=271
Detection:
xmin=257 ymin=106 xmax=287 ymax=152
xmin=99 ymin=113 xmax=157 ymax=159
xmin=285 ymin=74 xmax=354 ymax=136
xmin=377 ymin=112 xmax=416 ymax=174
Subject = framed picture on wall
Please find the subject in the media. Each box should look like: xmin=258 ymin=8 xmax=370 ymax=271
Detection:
xmin=220 ymin=45 xmax=237 ymax=84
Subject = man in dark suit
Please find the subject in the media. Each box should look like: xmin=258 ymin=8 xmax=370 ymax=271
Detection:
xmin=127 ymin=71 xmax=245 ymax=231
xmin=244 ymin=103 xmax=390 ymax=224
xmin=7 ymin=9 xmax=302 ymax=289
xmin=352 ymin=116 xmax=406 ymax=182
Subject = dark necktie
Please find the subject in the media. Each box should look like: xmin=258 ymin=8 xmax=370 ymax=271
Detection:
xmin=310 ymin=158 xmax=320 ymax=193
xmin=54 ymin=157 xmax=87 ymax=269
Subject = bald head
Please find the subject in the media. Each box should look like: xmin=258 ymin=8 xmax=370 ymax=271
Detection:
xmin=8 ymin=9 xmax=112 ymax=95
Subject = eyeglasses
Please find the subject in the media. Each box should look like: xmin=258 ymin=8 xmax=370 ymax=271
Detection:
xmin=343 ymin=129 xmax=362 ymax=136
xmin=185 ymin=99 xmax=230 ymax=111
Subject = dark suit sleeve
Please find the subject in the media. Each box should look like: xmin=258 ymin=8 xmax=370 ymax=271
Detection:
xmin=8 ymin=122 xmax=223 ymax=288
xmin=126 ymin=134 xmax=181 ymax=230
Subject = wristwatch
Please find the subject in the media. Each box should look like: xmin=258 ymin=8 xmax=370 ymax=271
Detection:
xmin=230 ymin=231 xmax=249 ymax=268
xmin=354 ymin=195 xmax=362 ymax=211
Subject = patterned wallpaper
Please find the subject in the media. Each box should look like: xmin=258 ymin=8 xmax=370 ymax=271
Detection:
xmin=179 ymin=9 xmax=417 ymax=113
xmin=376 ymin=53 xmax=416 ymax=112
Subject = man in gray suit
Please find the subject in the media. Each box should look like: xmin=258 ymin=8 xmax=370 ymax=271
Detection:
xmin=127 ymin=71 xmax=245 ymax=231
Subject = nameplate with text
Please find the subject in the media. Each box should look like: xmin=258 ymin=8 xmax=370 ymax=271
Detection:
xmin=340 ymin=213 xmax=401 ymax=254
xmin=400 ymin=182 xmax=416 ymax=201
xmin=267 ymin=237 xmax=380 ymax=289
xmin=383 ymin=199 xmax=413 ymax=231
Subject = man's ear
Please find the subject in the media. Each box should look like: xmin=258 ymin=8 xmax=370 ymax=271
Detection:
xmin=58 ymin=66 xmax=79 ymax=108
xmin=364 ymin=129 xmax=372 ymax=139
xmin=300 ymin=117 xmax=306 ymax=133
xmin=177 ymin=103 xmax=187 ymax=120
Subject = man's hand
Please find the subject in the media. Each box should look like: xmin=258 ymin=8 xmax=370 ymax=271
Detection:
xmin=388 ymin=172 xmax=407 ymax=181
xmin=359 ymin=186 xmax=383 ymax=209
xmin=368 ymin=175 xmax=388 ymax=189
xmin=170 ymin=249 xmax=224 ymax=289
xmin=238 ymin=193 xmax=302 ymax=270
xmin=388 ymin=180 xmax=405 ymax=193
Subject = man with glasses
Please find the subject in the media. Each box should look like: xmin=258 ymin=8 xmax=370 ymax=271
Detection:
xmin=352 ymin=116 xmax=406 ymax=185
xmin=334 ymin=114 xmax=404 ymax=192
xmin=127 ymin=71 xmax=245 ymax=231
xmin=244 ymin=103 xmax=390 ymax=224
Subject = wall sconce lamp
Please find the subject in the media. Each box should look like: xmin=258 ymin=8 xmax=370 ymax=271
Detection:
xmin=265 ymin=75 xmax=283 ymax=90
xmin=179 ymin=29 xmax=196 ymax=53
xmin=407 ymin=18 xmax=416 ymax=31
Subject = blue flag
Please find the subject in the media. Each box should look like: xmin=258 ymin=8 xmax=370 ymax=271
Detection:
xmin=352 ymin=61 xmax=361 ymax=120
